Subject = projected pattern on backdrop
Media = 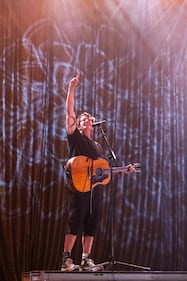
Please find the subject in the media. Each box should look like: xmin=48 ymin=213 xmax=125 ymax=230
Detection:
xmin=0 ymin=0 xmax=187 ymax=271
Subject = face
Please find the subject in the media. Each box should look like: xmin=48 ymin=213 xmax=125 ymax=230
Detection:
xmin=78 ymin=113 xmax=95 ymax=131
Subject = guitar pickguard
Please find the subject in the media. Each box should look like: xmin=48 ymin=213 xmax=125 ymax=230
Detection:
xmin=92 ymin=169 xmax=110 ymax=185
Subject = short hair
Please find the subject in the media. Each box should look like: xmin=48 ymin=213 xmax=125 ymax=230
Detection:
xmin=77 ymin=112 xmax=95 ymax=127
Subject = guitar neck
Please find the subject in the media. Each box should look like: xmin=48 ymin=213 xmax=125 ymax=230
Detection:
xmin=111 ymin=164 xmax=141 ymax=175
xmin=111 ymin=166 xmax=129 ymax=175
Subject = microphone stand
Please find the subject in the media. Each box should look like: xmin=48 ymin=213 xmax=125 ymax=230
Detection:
xmin=95 ymin=123 xmax=151 ymax=271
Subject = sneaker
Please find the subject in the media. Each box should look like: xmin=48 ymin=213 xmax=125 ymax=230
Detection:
xmin=80 ymin=258 xmax=104 ymax=272
xmin=61 ymin=258 xmax=80 ymax=272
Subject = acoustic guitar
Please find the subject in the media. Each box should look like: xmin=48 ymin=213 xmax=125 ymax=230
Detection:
xmin=65 ymin=155 xmax=141 ymax=192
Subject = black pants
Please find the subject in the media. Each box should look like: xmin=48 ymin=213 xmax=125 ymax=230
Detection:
xmin=66 ymin=186 xmax=102 ymax=236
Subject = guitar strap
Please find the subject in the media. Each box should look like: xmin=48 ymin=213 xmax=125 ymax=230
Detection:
xmin=89 ymin=159 xmax=94 ymax=215
xmin=90 ymin=188 xmax=93 ymax=215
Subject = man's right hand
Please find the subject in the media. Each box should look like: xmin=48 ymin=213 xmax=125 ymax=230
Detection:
xmin=69 ymin=73 xmax=80 ymax=89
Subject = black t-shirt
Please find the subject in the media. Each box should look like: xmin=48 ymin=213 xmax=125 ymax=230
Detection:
xmin=67 ymin=128 xmax=102 ymax=160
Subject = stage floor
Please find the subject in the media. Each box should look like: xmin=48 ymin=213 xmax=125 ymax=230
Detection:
xmin=22 ymin=270 xmax=187 ymax=281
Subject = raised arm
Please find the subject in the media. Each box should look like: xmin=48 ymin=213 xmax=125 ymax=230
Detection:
xmin=66 ymin=73 xmax=80 ymax=135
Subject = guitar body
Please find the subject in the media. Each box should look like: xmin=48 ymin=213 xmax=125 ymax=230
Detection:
xmin=65 ymin=156 xmax=111 ymax=192
xmin=65 ymin=155 xmax=141 ymax=193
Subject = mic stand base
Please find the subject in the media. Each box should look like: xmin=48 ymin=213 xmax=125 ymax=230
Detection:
xmin=96 ymin=259 xmax=151 ymax=271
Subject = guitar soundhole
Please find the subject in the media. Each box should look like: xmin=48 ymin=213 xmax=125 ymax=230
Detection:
xmin=96 ymin=168 xmax=103 ymax=176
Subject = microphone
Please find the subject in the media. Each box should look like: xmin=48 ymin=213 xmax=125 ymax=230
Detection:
xmin=92 ymin=120 xmax=106 ymax=127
